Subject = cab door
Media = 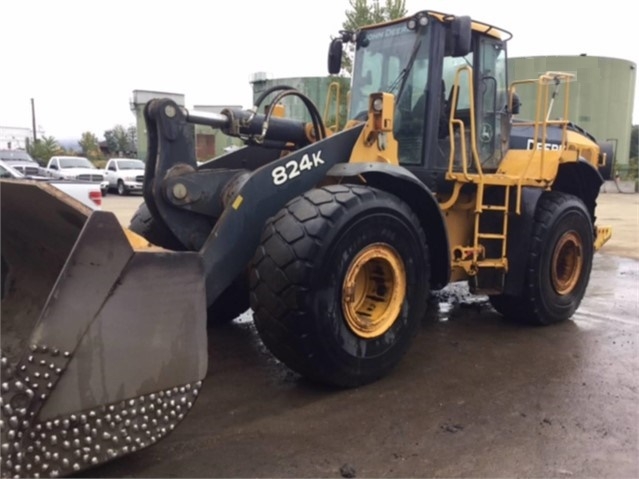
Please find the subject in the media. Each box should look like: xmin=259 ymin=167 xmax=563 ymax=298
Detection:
xmin=439 ymin=33 xmax=508 ymax=173
xmin=475 ymin=35 xmax=508 ymax=171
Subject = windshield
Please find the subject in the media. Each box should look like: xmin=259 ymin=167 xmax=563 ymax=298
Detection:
xmin=59 ymin=157 xmax=95 ymax=169
xmin=349 ymin=22 xmax=430 ymax=120
xmin=117 ymin=159 xmax=144 ymax=169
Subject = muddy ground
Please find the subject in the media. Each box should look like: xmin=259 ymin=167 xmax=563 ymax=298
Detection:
xmin=83 ymin=192 xmax=638 ymax=478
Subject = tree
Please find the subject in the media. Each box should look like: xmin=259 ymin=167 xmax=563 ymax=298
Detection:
xmin=339 ymin=0 xmax=407 ymax=76
xmin=78 ymin=131 xmax=105 ymax=164
xmin=126 ymin=125 xmax=138 ymax=156
xmin=103 ymin=127 xmax=119 ymax=155
xmin=104 ymin=124 xmax=137 ymax=157
xmin=27 ymin=135 xmax=64 ymax=165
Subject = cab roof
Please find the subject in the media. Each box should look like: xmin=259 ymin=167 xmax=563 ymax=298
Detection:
xmin=360 ymin=10 xmax=512 ymax=41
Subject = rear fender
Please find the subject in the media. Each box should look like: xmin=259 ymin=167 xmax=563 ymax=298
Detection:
xmin=553 ymin=159 xmax=604 ymax=222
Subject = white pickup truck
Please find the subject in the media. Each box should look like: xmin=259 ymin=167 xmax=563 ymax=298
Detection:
xmin=104 ymin=158 xmax=145 ymax=195
xmin=0 ymin=159 xmax=102 ymax=209
xmin=0 ymin=149 xmax=43 ymax=176
xmin=45 ymin=155 xmax=108 ymax=195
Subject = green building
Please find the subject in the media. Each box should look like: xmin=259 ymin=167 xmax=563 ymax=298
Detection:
xmin=250 ymin=73 xmax=350 ymax=132
xmin=508 ymin=56 xmax=636 ymax=177
xmin=131 ymin=76 xmax=350 ymax=163
xmin=130 ymin=90 xmax=244 ymax=162
xmin=191 ymin=105 xmax=244 ymax=160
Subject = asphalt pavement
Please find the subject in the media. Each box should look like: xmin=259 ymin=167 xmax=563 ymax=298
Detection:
xmin=87 ymin=192 xmax=638 ymax=478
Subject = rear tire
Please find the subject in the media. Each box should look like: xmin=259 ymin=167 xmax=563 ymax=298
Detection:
xmin=129 ymin=203 xmax=249 ymax=325
xmin=490 ymin=191 xmax=594 ymax=325
xmin=250 ymin=184 xmax=430 ymax=388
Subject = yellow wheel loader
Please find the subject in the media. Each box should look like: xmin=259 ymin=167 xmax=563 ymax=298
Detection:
xmin=1 ymin=10 xmax=612 ymax=477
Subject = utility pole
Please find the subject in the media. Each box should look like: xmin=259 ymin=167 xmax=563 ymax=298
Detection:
xmin=31 ymin=98 xmax=37 ymax=143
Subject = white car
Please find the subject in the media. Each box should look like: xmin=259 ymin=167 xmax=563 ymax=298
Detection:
xmin=0 ymin=159 xmax=102 ymax=209
xmin=44 ymin=156 xmax=106 ymax=195
xmin=104 ymin=158 xmax=145 ymax=195
xmin=100 ymin=176 xmax=109 ymax=196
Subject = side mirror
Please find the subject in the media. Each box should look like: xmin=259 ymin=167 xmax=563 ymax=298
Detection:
xmin=328 ymin=38 xmax=343 ymax=75
xmin=509 ymin=91 xmax=521 ymax=115
xmin=450 ymin=16 xmax=472 ymax=57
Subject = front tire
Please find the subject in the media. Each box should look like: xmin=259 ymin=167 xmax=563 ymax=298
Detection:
xmin=250 ymin=184 xmax=430 ymax=388
xmin=490 ymin=191 xmax=594 ymax=325
xmin=117 ymin=180 xmax=128 ymax=196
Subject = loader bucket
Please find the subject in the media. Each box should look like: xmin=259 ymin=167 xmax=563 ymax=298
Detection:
xmin=1 ymin=180 xmax=208 ymax=478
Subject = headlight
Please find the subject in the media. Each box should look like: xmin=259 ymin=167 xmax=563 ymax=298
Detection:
xmin=124 ymin=176 xmax=135 ymax=182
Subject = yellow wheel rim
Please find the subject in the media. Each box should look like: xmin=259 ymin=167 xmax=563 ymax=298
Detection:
xmin=342 ymin=243 xmax=406 ymax=339
xmin=551 ymin=231 xmax=583 ymax=295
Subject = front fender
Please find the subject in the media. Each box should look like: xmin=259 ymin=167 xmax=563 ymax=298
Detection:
xmin=328 ymin=162 xmax=450 ymax=290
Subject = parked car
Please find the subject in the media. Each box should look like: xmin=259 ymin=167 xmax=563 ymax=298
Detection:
xmin=0 ymin=159 xmax=102 ymax=209
xmin=100 ymin=177 xmax=109 ymax=196
xmin=0 ymin=149 xmax=42 ymax=176
xmin=104 ymin=158 xmax=145 ymax=195
xmin=44 ymin=156 xmax=107 ymax=195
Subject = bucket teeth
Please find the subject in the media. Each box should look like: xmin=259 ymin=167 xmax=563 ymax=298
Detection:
xmin=1 ymin=377 xmax=202 ymax=478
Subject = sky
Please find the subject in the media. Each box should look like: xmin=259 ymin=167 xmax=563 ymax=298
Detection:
xmin=1 ymin=0 xmax=637 ymax=140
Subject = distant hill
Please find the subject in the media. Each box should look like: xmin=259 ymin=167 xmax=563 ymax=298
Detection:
xmin=58 ymin=138 xmax=81 ymax=152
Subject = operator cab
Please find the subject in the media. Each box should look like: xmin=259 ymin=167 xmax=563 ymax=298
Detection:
xmin=332 ymin=11 xmax=512 ymax=191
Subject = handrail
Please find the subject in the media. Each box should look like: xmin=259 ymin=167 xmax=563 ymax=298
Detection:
xmin=508 ymin=72 xmax=575 ymax=213
xmin=447 ymin=65 xmax=486 ymax=180
xmin=508 ymin=72 xmax=574 ymax=181
xmin=437 ymin=181 xmax=464 ymax=210
xmin=449 ymin=119 xmax=470 ymax=180
xmin=323 ymin=81 xmax=342 ymax=132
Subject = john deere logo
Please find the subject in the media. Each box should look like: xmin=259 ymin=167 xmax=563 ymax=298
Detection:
xmin=526 ymin=138 xmax=561 ymax=151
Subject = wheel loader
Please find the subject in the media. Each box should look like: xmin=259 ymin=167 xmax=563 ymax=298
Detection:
xmin=1 ymin=10 xmax=613 ymax=478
